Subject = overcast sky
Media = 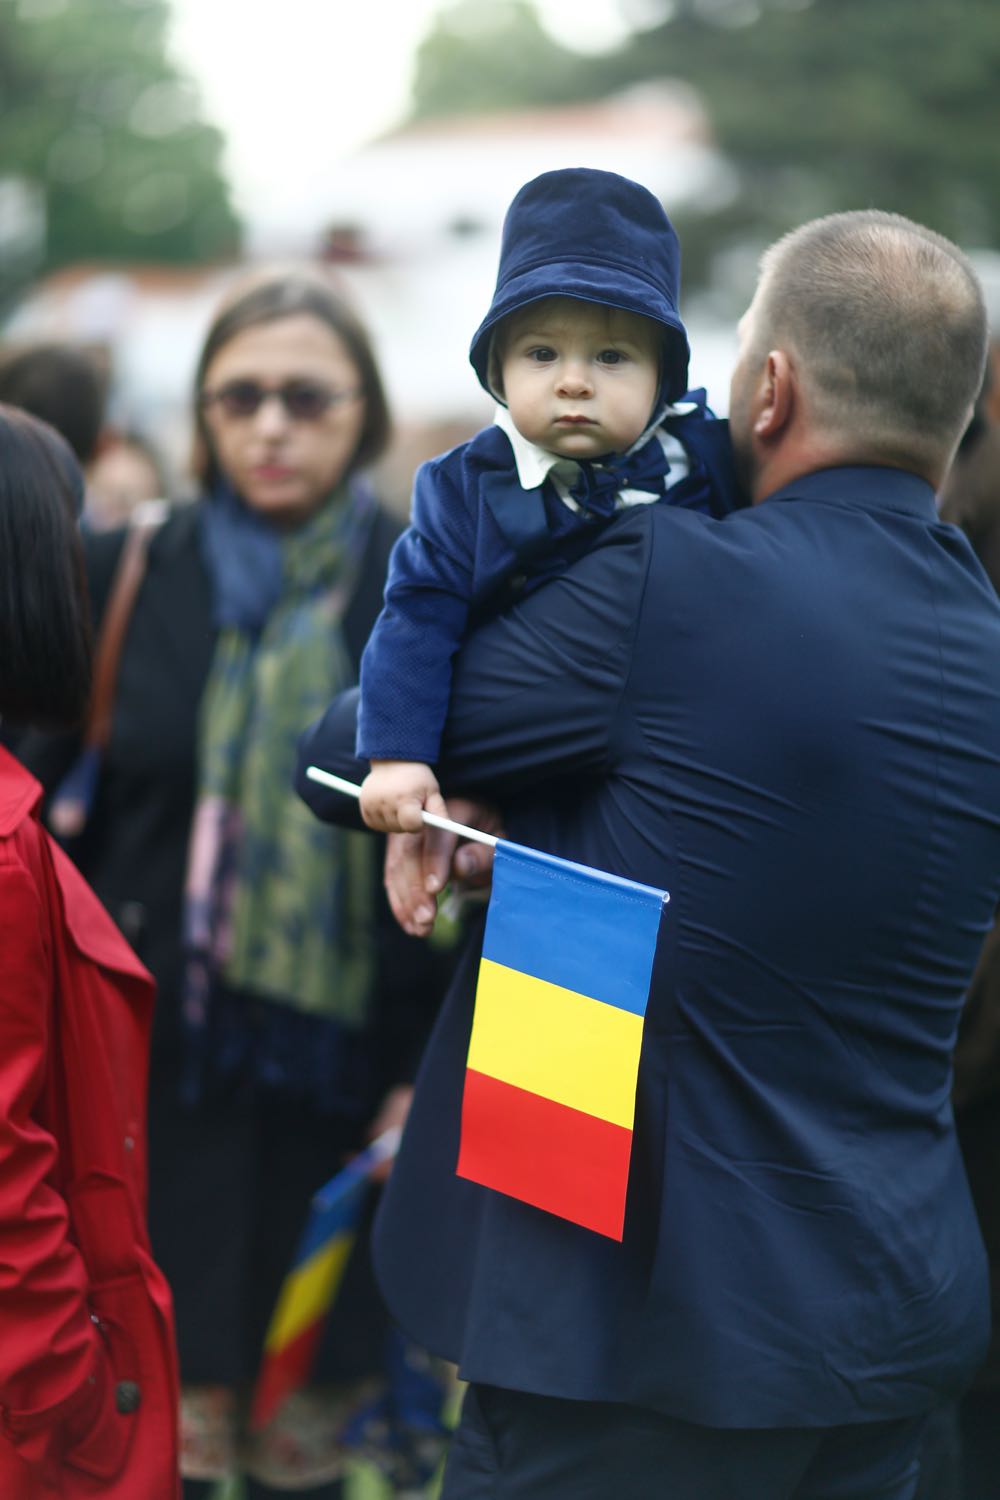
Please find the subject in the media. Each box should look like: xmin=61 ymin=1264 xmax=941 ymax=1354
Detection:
xmin=168 ymin=0 xmax=632 ymax=244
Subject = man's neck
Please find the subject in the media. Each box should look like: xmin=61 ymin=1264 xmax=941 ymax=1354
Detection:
xmin=751 ymin=441 xmax=943 ymax=505
xmin=750 ymin=439 xmax=841 ymax=505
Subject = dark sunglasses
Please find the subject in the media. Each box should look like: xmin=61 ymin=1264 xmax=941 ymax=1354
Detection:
xmin=199 ymin=378 xmax=362 ymax=422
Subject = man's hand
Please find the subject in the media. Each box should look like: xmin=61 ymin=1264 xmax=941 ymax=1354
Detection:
xmin=366 ymin=1085 xmax=414 ymax=1182
xmin=359 ymin=759 xmax=447 ymax=833
xmin=384 ymin=798 xmax=501 ymax=937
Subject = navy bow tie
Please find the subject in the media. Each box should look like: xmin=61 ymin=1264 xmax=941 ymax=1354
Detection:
xmin=568 ymin=433 xmax=670 ymax=517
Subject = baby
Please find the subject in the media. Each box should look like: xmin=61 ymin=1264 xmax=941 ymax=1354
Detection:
xmin=356 ymin=167 xmax=737 ymax=833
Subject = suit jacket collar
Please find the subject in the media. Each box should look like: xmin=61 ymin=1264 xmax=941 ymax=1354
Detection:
xmin=763 ymin=465 xmax=938 ymax=521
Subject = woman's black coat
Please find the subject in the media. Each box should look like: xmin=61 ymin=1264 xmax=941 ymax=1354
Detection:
xmin=18 ymin=499 xmax=456 ymax=1383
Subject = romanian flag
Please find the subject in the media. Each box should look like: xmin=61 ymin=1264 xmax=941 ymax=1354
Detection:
xmin=249 ymin=1129 xmax=399 ymax=1430
xmin=457 ymin=842 xmax=667 ymax=1241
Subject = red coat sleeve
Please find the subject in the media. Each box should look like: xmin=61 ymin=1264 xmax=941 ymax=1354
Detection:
xmin=0 ymin=846 xmax=106 ymax=1467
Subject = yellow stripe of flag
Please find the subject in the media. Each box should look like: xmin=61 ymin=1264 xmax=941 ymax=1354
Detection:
xmin=467 ymin=957 xmax=644 ymax=1130
xmin=263 ymin=1232 xmax=353 ymax=1353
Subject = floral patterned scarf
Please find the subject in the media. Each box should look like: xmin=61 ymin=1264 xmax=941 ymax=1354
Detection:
xmin=183 ymin=482 xmax=376 ymax=1044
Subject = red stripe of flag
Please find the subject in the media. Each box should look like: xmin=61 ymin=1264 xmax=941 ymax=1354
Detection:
xmin=250 ymin=1318 xmax=325 ymax=1431
xmin=457 ymin=1068 xmax=634 ymax=1240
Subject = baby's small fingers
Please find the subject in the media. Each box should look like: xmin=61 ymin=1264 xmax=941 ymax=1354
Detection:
xmin=361 ymin=799 xmax=393 ymax=833
xmin=425 ymin=788 xmax=449 ymax=821
xmin=396 ymin=797 xmax=427 ymax=834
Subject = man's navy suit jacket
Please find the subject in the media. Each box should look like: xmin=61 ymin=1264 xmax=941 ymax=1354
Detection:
xmin=297 ymin=464 xmax=1000 ymax=1429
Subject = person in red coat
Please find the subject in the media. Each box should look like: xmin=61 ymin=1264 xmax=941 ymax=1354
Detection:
xmin=0 ymin=403 xmax=180 ymax=1498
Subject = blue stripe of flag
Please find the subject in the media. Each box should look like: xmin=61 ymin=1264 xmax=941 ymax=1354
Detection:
xmin=292 ymin=1157 xmax=369 ymax=1268
xmin=481 ymin=841 xmax=667 ymax=1017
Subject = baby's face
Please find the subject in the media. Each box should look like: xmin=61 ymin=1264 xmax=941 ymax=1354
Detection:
xmin=498 ymin=298 xmax=661 ymax=460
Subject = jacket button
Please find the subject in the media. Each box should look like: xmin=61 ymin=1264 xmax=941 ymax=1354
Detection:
xmin=115 ymin=1381 xmax=141 ymax=1414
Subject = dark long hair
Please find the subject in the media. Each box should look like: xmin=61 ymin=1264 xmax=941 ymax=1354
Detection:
xmin=192 ymin=266 xmax=391 ymax=490
xmin=0 ymin=404 xmax=92 ymax=728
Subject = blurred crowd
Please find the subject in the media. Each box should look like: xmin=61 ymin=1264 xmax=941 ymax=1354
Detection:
xmin=0 ymin=270 xmax=467 ymax=1500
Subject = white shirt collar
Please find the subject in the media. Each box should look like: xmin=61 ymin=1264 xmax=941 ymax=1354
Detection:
xmin=493 ymin=401 xmax=696 ymax=513
xmin=493 ymin=405 xmax=570 ymax=490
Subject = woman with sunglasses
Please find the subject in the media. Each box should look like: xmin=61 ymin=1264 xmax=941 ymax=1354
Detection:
xmin=0 ymin=405 xmax=180 ymax=1498
xmin=21 ymin=268 xmax=455 ymax=1499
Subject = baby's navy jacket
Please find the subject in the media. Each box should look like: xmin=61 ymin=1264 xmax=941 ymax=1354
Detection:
xmin=356 ymin=400 xmax=740 ymax=763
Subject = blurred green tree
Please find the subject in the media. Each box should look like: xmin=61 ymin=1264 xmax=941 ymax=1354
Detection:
xmin=411 ymin=0 xmax=593 ymax=119
xmin=0 ymin=0 xmax=239 ymax=300
xmin=603 ymin=0 xmax=1000 ymax=247
xmin=411 ymin=0 xmax=1000 ymax=283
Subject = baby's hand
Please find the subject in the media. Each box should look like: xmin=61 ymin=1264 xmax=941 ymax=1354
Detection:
xmin=360 ymin=760 xmax=447 ymax=833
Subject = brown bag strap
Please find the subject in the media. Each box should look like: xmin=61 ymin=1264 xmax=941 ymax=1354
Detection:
xmin=84 ymin=501 xmax=168 ymax=750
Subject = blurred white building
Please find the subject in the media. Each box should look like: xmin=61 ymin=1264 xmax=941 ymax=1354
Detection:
xmin=3 ymin=262 xmax=236 ymax=491
xmin=3 ymin=85 xmax=740 ymax=496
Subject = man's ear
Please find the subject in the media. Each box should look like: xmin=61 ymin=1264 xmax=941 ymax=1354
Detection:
xmin=754 ymin=350 xmax=794 ymax=439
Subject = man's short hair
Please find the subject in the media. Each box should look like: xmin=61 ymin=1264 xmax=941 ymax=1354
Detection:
xmin=752 ymin=210 xmax=988 ymax=475
xmin=0 ymin=342 xmax=107 ymax=465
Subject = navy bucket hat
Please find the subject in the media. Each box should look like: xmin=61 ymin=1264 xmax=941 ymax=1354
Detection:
xmin=470 ymin=167 xmax=690 ymax=407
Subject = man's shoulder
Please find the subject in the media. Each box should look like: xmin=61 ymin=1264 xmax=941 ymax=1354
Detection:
xmin=558 ymin=499 xmax=708 ymax=580
xmin=647 ymin=492 xmax=744 ymax=557
xmin=639 ymin=491 xmax=811 ymax=617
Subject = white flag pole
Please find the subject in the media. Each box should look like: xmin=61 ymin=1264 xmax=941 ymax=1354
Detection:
xmin=305 ymin=766 xmax=498 ymax=848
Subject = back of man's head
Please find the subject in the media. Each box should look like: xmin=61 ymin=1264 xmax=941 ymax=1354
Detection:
xmin=751 ymin=210 xmax=988 ymax=479
xmin=0 ymin=342 xmax=107 ymax=466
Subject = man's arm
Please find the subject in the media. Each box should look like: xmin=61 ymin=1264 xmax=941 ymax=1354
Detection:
xmin=437 ymin=509 xmax=648 ymax=794
xmin=297 ymin=510 xmax=650 ymax=821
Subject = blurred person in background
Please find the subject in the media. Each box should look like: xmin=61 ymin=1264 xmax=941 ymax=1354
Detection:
xmin=0 ymin=342 xmax=107 ymax=478
xmin=18 ymin=267 xmax=456 ymax=1500
xmin=85 ymin=429 xmax=168 ymax=531
xmin=939 ymin=357 xmax=1000 ymax=589
xmin=0 ymin=342 xmax=166 ymax=532
xmin=0 ymin=404 xmax=180 ymax=1499
xmin=0 ymin=344 xmax=110 ymax=753
xmin=938 ymin=368 xmax=1000 ymax=1499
